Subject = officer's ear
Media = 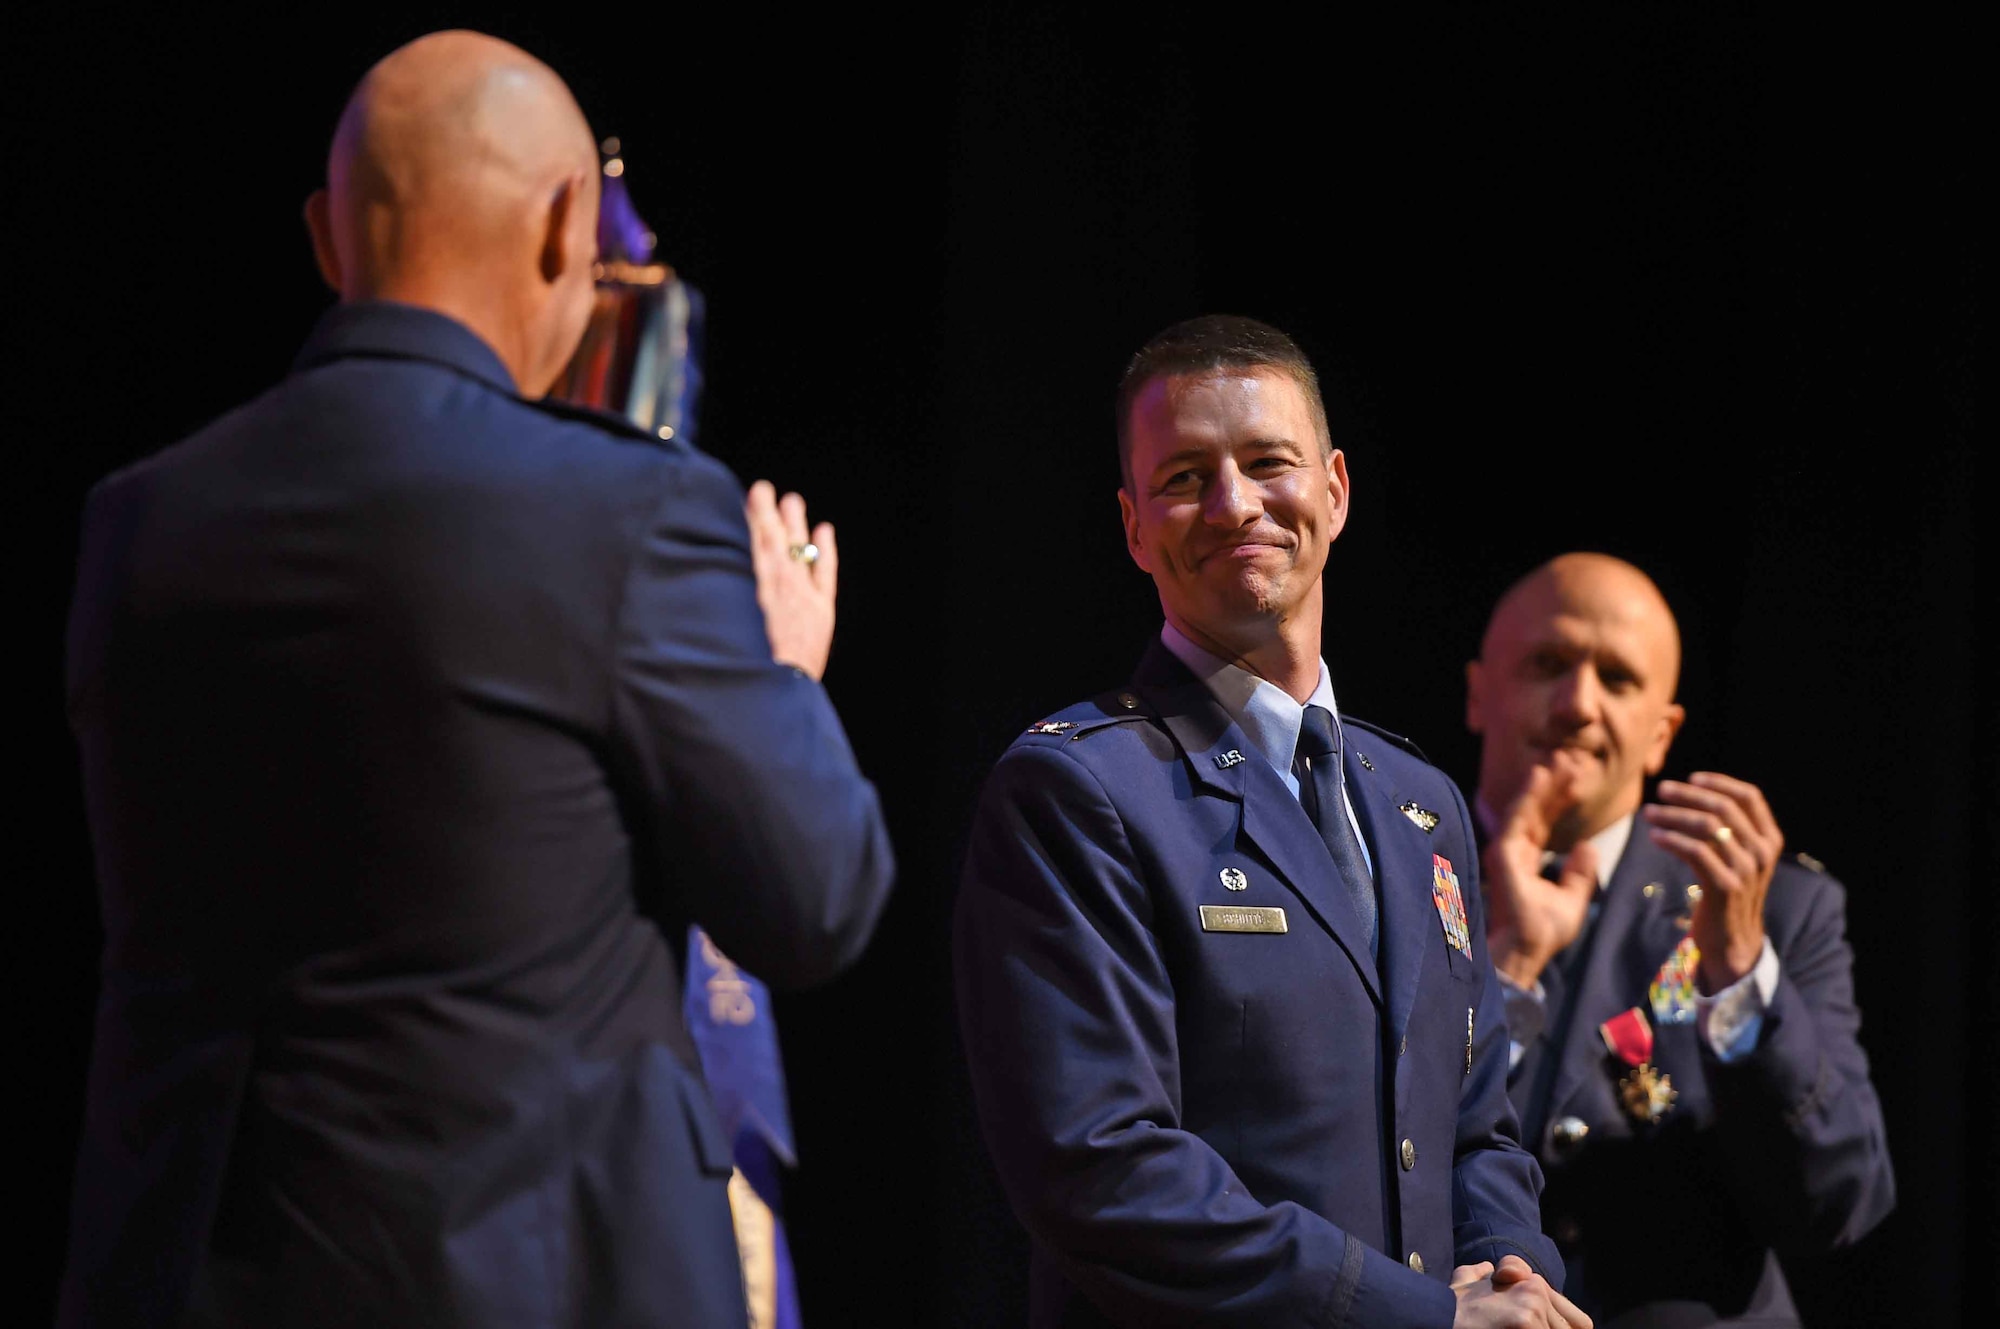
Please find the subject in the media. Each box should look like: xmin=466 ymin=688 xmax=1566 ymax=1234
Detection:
xmin=1118 ymin=487 xmax=1153 ymax=574
xmin=303 ymin=189 xmax=342 ymax=295
xmin=1643 ymin=702 xmax=1686 ymax=775
xmin=539 ymin=170 xmax=590 ymax=286
xmin=1323 ymin=446 xmax=1350 ymax=542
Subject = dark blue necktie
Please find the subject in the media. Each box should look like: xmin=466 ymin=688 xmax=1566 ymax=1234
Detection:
xmin=1543 ymin=854 xmax=1603 ymax=1005
xmin=1293 ymin=704 xmax=1378 ymax=957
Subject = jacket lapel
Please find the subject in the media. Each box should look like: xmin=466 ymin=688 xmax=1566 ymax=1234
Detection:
xmin=1344 ymin=743 xmax=1443 ymax=1048
xmin=1132 ymin=644 xmax=1383 ymax=1006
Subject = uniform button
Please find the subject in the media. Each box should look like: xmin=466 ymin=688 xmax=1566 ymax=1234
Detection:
xmin=1406 ymin=1251 xmax=1425 ymax=1274
xmin=1400 ymin=1138 xmax=1416 ymax=1170
xmin=1551 ymin=1116 xmax=1590 ymax=1155
xmin=1118 ymin=692 xmax=1138 ymax=710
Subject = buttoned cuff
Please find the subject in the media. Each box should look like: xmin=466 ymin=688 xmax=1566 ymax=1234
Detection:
xmin=1331 ymin=1236 xmax=1458 ymax=1329
xmin=1695 ymin=937 xmax=1780 ymax=1062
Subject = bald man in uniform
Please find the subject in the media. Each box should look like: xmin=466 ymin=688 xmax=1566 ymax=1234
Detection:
xmin=1466 ymin=554 xmax=1893 ymax=1328
xmin=60 ymin=31 xmax=892 ymax=1327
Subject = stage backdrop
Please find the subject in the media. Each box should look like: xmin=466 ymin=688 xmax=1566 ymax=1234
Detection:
xmin=16 ymin=5 xmax=1983 ymax=1326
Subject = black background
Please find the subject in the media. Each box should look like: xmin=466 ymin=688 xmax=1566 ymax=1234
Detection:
xmin=15 ymin=4 xmax=1985 ymax=1326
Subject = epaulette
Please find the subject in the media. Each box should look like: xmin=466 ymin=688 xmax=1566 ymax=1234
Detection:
xmin=1792 ymin=850 xmax=1828 ymax=875
xmin=1019 ymin=689 xmax=1155 ymax=744
xmin=524 ymin=395 xmax=683 ymax=448
xmin=1341 ymin=715 xmax=1430 ymax=765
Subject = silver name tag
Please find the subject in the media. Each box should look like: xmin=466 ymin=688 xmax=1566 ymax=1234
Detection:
xmin=1199 ymin=905 xmax=1288 ymax=934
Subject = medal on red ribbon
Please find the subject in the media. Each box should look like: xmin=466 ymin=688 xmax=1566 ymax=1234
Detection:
xmin=1431 ymin=854 xmax=1472 ymax=956
xmin=1599 ymin=1005 xmax=1677 ymax=1123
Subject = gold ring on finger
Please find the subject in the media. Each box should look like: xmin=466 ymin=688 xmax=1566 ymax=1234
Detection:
xmin=1712 ymin=824 xmax=1734 ymax=845
xmin=788 ymin=542 xmax=820 ymax=566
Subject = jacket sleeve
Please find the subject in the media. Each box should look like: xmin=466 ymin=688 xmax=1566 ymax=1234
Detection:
xmin=953 ymin=742 xmax=1457 ymax=1329
xmin=608 ymin=450 xmax=894 ymax=989
xmin=1703 ymin=867 xmax=1896 ymax=1249
xmin=1438 ymin=778 xmax=1566 ymax=1285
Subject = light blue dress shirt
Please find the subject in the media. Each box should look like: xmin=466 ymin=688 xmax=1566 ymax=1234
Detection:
xmin=1159 ymin=623 xmax=1374 ymax=880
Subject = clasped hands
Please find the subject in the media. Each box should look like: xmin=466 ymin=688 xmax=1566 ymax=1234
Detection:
xmin=1451 ymin=1255 xmax=1590 ymax=1328
xmin=1485 ymin=757 xmax=1781 ymax=995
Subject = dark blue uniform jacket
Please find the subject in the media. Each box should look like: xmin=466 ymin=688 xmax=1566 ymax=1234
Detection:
xmin=954 ymin=643 xmax=1558 ymax=1329
xmin=60 ymin=301 xmax=894 ymax=1327
xmin=1510 ymin=832 xmax=1894 ymax=1328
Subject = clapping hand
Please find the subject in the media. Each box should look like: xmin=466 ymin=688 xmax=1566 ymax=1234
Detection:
xmin=1483 ymin=755 xmax=1602 ymax=992
xmin=1641 ymin=771 xmax=1780 ymax=991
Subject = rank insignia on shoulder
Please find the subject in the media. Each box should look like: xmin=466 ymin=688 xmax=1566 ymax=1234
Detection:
xmin=1794 ymin=850 xmax=1826 ymax=874
xmin=1024 ymin=721 xmax=1078 ymax=736
xmin=1214 ymin=749 xmax=1246 ymax=769
xmin=1399 ymin=802 xmax=1440 ymax=833
xmin=1358 ymin=753 xmax=1375 ymax=771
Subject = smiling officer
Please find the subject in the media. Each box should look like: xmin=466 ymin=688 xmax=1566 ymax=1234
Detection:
xmin=953 ymin=315 xmax=1585 ymax=1329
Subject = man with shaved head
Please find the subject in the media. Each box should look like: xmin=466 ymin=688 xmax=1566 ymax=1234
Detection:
xmin=60 ymin=30 xmax=892 ymax=1326
xmin=1465 ymin=553 xmax=1894 ymax=1327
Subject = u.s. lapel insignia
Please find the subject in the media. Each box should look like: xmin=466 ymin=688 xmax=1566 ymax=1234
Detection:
xmin=1214 ymin=749 xmax=1246 ymax=769
xmin=1399 ymin=801 xmax=1440 ymax=833
xmin=1358 ymin=753 xmax=1375 ymax=771
xmin=1024 ymin=720 xmax=1077 ymax=736
xmin=1430 ymin=854 xmax=1472 ymax=956
xmin=1219 ymin=867 xmax=1249 ymax=891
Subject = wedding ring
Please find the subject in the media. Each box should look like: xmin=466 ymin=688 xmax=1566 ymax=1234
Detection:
xmin=788 ymin=542 xmax=820 ymax=566
xmin=1712 ymin=824 xmax=1734 ymax=845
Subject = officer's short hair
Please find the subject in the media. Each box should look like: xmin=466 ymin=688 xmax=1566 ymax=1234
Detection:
xmin=1115 ymin=314 xmax=1332 ymax=490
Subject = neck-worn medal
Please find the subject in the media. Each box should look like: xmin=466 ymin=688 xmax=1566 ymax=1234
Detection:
xmin=1600 ymin=1006 xmax=1676 ymax=1123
